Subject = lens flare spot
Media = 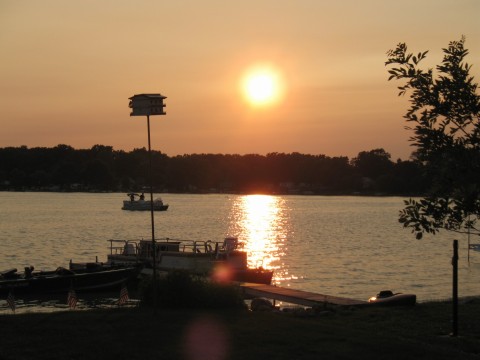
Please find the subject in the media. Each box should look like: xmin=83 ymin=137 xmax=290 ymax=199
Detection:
xmin=211 ymin=263 xmax=234 ymax=283
xmin=183 ymin=315 xmax=229 ymax=360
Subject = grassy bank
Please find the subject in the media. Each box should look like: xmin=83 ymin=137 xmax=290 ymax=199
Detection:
xmin=1 ymin=299 xmax=480 ymax=360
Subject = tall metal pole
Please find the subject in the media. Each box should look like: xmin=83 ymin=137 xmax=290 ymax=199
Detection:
xmin=146 ymin=114 xmax=157 ymax=308
xmin=129 ymin=93 xmax=166 ymax=310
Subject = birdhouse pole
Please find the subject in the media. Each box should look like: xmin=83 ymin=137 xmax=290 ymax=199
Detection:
xmin=128 ymin=93 xmax=167 ymax=309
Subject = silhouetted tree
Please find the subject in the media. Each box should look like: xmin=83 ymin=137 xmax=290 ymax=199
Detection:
xmin=82 ymin=159 xmax=115 ymax=190
xmin=351 ymin=148 xmax=393 ymax=179
xmin=386 ymin=37 xmax=480 ymax=239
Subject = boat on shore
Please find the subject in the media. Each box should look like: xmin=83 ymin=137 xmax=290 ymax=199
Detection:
xmin=368 ymin=290 xmax=416 ymax=306
xmin=106 ymin=236 xmax=274 ymax=285
xmin=0 ymin=264 xmax=142 ymax=296
xmin=122 ymin=193 xmax=169 ymax=211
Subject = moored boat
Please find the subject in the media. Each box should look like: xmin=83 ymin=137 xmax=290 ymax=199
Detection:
xmin=469 ymin=243 xmax=480 ymax=252
xmin=107 ymin=236 xmax=274 ymax=285
xmin=0 ymin=264 xmax=142 ymax=296
xmin=122 ymin=192 xmax=169 ymax=211
xmin=368 ymin=290 xmax=416 ymax=306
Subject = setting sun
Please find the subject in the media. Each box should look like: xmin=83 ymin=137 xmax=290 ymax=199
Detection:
xmin=241 ymin=65 xmax=285 ymax=107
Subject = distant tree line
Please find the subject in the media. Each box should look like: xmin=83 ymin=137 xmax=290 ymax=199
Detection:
xmin=0 ymin=144 xmax=430 ymax=195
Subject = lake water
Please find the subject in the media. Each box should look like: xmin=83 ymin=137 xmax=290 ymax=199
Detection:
xmin=1 ymin=192 xmax=479 ymax=307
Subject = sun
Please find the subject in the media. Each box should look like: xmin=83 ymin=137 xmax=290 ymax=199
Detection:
xmin=241 ymin=65 xmax=285 ymax=107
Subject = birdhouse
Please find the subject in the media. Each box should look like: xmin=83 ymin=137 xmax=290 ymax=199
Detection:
xmin=128 ymin=93 xmax=167 ymax=116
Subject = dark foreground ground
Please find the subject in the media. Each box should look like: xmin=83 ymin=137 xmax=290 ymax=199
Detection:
xmin=1 ymin=299 xmax=480 ymax=360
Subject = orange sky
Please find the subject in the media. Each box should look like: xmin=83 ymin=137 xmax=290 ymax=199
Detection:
xmin=1 ymin=0 xmax=479 ymax=160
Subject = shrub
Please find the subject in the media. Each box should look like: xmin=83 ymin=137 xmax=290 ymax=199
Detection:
xmin=139 ymin=270 xmax=246 ymax=309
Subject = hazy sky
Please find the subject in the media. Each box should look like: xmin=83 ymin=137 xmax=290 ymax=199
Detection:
xmin=1 ymin=1 xmax=479 ymax=160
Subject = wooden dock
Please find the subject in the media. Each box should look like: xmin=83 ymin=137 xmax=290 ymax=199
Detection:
xmin=239 ymin=283 xmax=368 ymax=307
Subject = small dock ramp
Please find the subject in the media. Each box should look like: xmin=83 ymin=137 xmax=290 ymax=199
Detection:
xmin=240 ymin=283 xmax=368 ymax=307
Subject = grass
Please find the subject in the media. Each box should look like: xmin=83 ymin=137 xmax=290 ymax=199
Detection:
xmin=1 ymin=299 xmax=480 ymax=360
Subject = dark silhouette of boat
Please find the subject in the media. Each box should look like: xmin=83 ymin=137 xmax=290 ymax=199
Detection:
xmin=0 ymin=264 xmax=141 ymax=296
xmin=122 ymin=193 xmax=169 ymax=211
xmin=107 ymin=237 xmax=274 ymax=285
xmin=368 ymin=290 xmax=416 ymax=306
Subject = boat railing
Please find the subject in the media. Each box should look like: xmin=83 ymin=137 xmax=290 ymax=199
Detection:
xmin=108 ymin=237 xmax=242 ymax=257
xmin=154 ymin=238 xmax=221 ymax=254
xmin=108 ymin=239 xmax=139 ymax=256
xmin=179 ymin=237 xmax=243 ymax=253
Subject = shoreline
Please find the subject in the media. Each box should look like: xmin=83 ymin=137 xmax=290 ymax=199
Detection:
xmin=3 ymin=293 xmax=480 ymax=316
xmin=1 ymin=299 xmax=480 ymax=359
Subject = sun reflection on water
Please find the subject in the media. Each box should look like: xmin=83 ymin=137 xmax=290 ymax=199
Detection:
xmin=228 ymin=195 xmax=288 ymax=281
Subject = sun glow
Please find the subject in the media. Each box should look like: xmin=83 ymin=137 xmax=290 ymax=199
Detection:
xmin=241 ymin=65 xmax=285 ymax=107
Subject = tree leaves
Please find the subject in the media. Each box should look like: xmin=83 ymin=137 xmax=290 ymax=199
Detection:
xmin=386 ymin=37 xmax=480 ymax=240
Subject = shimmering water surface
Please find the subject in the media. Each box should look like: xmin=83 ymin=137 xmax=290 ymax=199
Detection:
xmin=1 ymin=192 xmax=479 ymax=305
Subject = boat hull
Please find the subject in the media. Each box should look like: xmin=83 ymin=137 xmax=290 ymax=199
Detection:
xmin=0 ymin=266 xmax=141 ymax=296
xmin=368 ymin=293 xmax=416 ymax=306
xmin=231 ymin=268 xmax=273 ymax=285
xmin=122 ymin=200 xmax=168 ymax=211
xmin=137 ymin=265 xmax=273 ymax=285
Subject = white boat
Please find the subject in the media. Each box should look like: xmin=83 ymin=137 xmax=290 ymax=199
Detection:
xmin=106 ymin=237 xmax=273 ymax=285
xmin=122 ymin=193 xmax=169 ymax=211
xmin=469 ymin=244 xmax=480 ymax=251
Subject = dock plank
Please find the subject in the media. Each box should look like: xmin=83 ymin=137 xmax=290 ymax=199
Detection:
xmin=240 ymin=283 xmax=368 ymax=307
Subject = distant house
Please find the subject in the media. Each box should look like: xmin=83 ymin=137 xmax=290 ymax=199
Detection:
xmin=129 ymin=93 xmax=167 ymax=116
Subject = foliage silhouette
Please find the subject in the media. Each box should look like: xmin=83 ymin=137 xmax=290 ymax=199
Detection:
xmin=386 ymin=36 xmax=480 ymax=239
xmin=0 ymin=145 xmax=429 ymax=195
xmin=0 ymin=145 xmax=428 ymax=195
